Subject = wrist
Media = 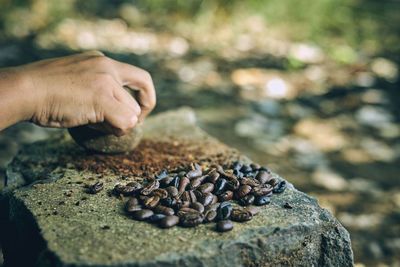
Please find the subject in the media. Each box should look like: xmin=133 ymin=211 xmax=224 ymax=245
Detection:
xmin=0 ymin=66 xmax=38 ymax=129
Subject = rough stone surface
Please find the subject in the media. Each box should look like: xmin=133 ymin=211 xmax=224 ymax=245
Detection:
xmin=68 ymin=125 xmax=143 ymax=154
xmin=1 ymin=108 xmax=354 ymax=267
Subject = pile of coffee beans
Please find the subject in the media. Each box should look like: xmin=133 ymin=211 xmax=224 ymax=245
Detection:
xmin=113 ymin=161 xmax=286 ymax=232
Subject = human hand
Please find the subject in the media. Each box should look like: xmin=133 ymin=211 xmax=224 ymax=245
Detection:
xmin=0 ymin=51 xmax=156 ymax=135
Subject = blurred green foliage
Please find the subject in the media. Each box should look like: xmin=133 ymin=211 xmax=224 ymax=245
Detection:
xmin=0 ymin=0 xmax=399 ymax=58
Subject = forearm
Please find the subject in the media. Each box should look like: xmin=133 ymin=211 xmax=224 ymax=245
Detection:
xmin=0 ymin=67 xmax=35 ymax=130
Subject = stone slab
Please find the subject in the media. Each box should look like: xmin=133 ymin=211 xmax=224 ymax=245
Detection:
xmin=1 ymin=108 xmax=354 ymax=266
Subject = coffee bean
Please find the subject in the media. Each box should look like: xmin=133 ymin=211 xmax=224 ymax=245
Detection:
xmin=268 ymin=178 xmax=278 ymax=187
xmin=211 ymin=194 xmax=218 ymax=205
xmin=216 ymin=202 xmax=233 ymax=221
xmin=273 ymin=181 xmax=287 ymax=194
xmin=176 ymin=200 xmax=190 ymax=210
xmin=152 ymin=188 xmax=168 ymax=199
xmin=171 ymin=176 xmax=181 ymax=188
xmin=89 ymin=182 xmax=104 ymax=194
xmin=200 ymin=192 xmax=214 ymax=206
xmin=166 ymin=186 xmax=179 ymax=198
xmin=125 ymin=202 xmax=142 ymax=213
xmin=127 ymin=197 xmax=139 ymax=206
xmin=143 ymin=195 xmax=160 ymax=209
xmin=239 ymin=194 xmax=255 ymax=206
xmin=217 ymin=220 xmax=233 ymax=232
xmin=232 ymin=161 xmax=243 ymax=171
xmin=141 ymin=180 xmax=160 ymax=195
xmin=181 ymin=191 xmax=190 ymax=202
xmin=215 ymin=165 xmax=225 ymax=174
xmin=251 ymin=184 xmax=273 ymax=196
xmin=189 ymin=177 xmax=203 ymax=190
xmin=186 ymin=163 xmax=202 ymax=179
xmin=160 ymin=176 xmax=174 ymax=187
xmin=240 ymin=178 xmax=260 ymax=187
xmin=204 ymin=210 xmax=217 ymax=223
xmin=218 ymin=190 xmax=233 ymax=202
xmin=193 ymin=190 xmax=203 ymax=200
xmin=161 ymin=197 xmax=177 ymax=207
xmin=226 ymin=177 xmax=240 ymax=191
xmin=230 ymin=208 xmax=253 ymax=222
xmin=114 ymin=183 xmax=139 ymax=196
xmin=256 ymin=171 xmax=271 ymax=184
xmin=245 ymin=206 xmax=259 ymax=216
xmin=284 ymin=202 xmax=293 ymax=209
xmin=178 ymin=177 xmax=190 ymax=194
xmin=199 ymin=183 xmax=214 ymax=194
xmin=254 ymin=195 xmax=270 ymax=206
xmin=237 ymin=185 xmax=252 ymax=198
xmin=250 ymin=163 xmax=261 ymax=171
xmin=132 ymin=209 xmax=154 ymax=220
xmin=240 ymin=165 xmax=252 ymax=173
xmin=154 ymin=205 xmax=175 ymax=215
xmin=177 ymin=208 xmax=203 ymax=227
xmin=148 ymin=213 xmax=166 ymax=223
xmin=213 ymin=178 xmax=227 ymax=195
xmin=190 ymin=202 xmax=205 ymax=213
xmin=159 ymin=215 xmax=179 ymax=228
xmin=207 ymin=170 xmax=220 ymax=183
xmin=155 ymin=169 xmax=168 ymax=180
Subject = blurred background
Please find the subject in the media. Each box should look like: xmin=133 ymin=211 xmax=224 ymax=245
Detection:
xmin=0 ymin=0 xmax=399 ymax=266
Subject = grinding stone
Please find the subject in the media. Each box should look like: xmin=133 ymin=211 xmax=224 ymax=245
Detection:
xmin=68 ymin=125 xmax=142 ymax=154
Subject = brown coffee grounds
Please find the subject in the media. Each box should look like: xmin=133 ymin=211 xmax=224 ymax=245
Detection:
xmin=70 ymin=139 xmax=239 ymax=178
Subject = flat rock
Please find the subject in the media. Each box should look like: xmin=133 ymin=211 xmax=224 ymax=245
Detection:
xmin=1 ymin=108 xmax=354 ymax=266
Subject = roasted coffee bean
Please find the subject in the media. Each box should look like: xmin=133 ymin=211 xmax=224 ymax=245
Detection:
xmin=89 ymin=182 xmax=104 ymax=194
xmin=218 ymin=190 xmax=233 ymax=202
xmin=161 ymin=197 xmax=176 ymax=207
xmin=245 ymin=206 xmax=259 ymax=216
xmin=211 ymin=194 xmax=218 ymax=205
xmin=251 ymin=184 xmax=273 ymax=196
xmin=213 ymin=178 xmax=227 ymax=195
xmin=199 ymin=183 xmax=214 ymax=194
xmin=193 ymin=190 xmax=203 ymax=200
xmin=245 ymin=171 xmax=257 ymax=178
xmin=216 ymin=202 xmax=233 ymax=221
xmin=217 ymin=220 xmax=233 ymax=232
xmin=207 ymin=170 xmax=220 ymax=183
xmin=240 ymin=178 xmax=260 ymax=187
xmin=284 ymin=202 xmax=293 ymax=209
xmin=190 ymin=202 xmax=205 ymax=213
xmin=250 ymin=163 xmax=261 ymax=171
xmin=232 ymin=161 xmax=243 ymax=171
xmin=226 ymin=177 xmax=240 ymax=191
xmin=166 ymin=186 xmax=179 ymax=198
xmin=171 ymin=176 xmax=181 ymax=188
xmin=189 ymin=190 xmax=197 ymax=203
xmin=178 ymin=177 xmax=190 ymax=194
xmin=138 ymin=195 xmax=148 ymax=203
xmin=155 ymin=169 xmax=168 ymax=180
xmin=254 ymin=195 xmax=271 ymax=206
xmin=215 ymin=165 xmax=225 ymax=174
xmin=268 ymin=178 xmax=278 ymax=187
xmin=125 ymin=199 xmax=142 ymax=212
xmin=186 ymin=163 xmax=202 ymax=179
xmin=160 ymin=176 xmax=174 ymax=187
xmin=236 ymin=185 xmax=252 ymax=198
xmin=190 ymin=177 xmax=203 ymax=190
xmin=152 ymin=188 xmax=168 ymax=199
xmin=240 ymin=165 xmax=252 ymax=173
xmin=132 ymin=209 xmax=154 ymax=220
xmin=176 ymin=200 xmax=190 ymax=210
xmin=200 ymin=192 xmax=214 ymax=206
xmin=154 ymin=205 xmax=175 ymax=215
xmin=273 ymin=181 xmax=287 ymax=194
xmin=177 ymin=208 xmax=203 ymax=227
xmin=181 ymin=191 xmax=190 ymax=202
xmin=141 ymin=180 xmax=160 ymax=195
xmin=203 ymin=203 xmax=219 ymax=213
xmin=143 ymin=196 xmax=160 ymax=209
xmin=230 ymin=208 xmax=253 ymax=222
xmin=204 ymin=210 xmax=217 ymax=223
xmin=159 ymin=215 xmax=179 ymax=228
xmin=256 ymin=171 xmax=271 ymax=184
xmin=148 ymin=213 xmax=166 ymax=223
xmin=114 ymin=184 xmax=137 ymax=196
xmin=239 ymin=194 xmax=255 ymax=206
